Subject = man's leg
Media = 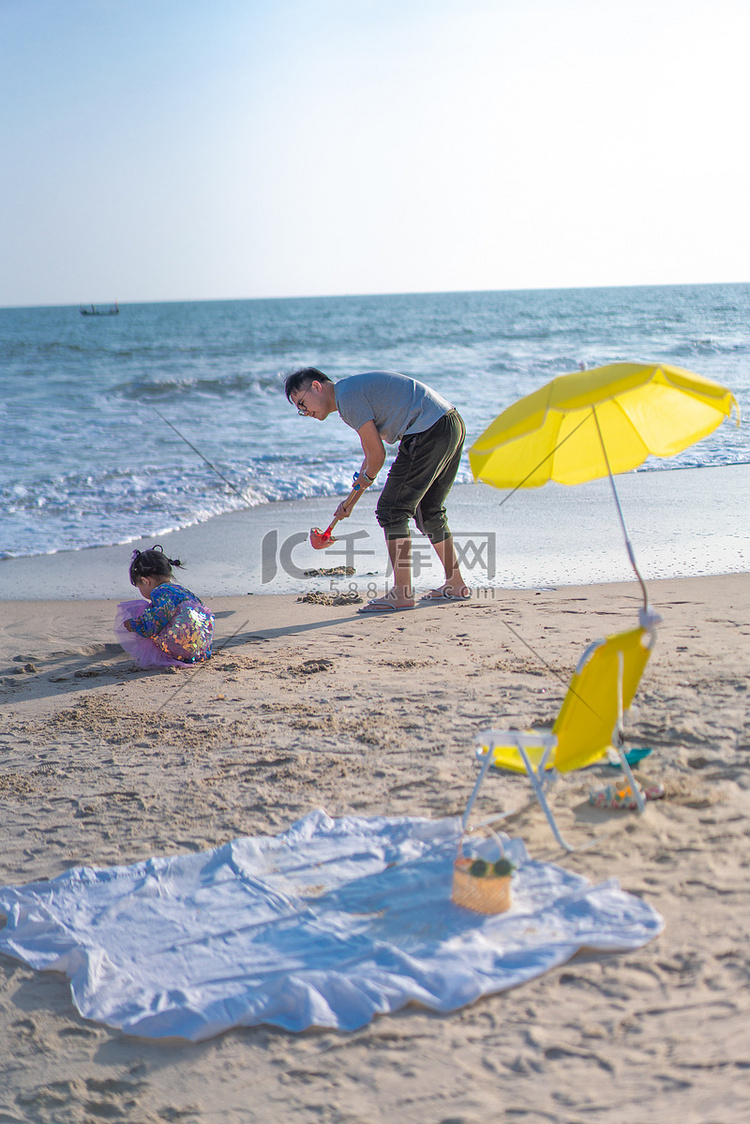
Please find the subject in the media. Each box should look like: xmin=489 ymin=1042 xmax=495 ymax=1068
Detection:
xmin=370 ymin=444 xmax=421 ymax=608
xmin=360 ymin=537 xmax=413 ymax=610
xmin=385 ymin=537 xmax=413 ymax=606
xmin=415 ymin=413 xmax=469 ymax=598
xmin=370 ymin=411 xmax=465 ymax=606
xmin=426 ymin=534 xmax=470 ymax=600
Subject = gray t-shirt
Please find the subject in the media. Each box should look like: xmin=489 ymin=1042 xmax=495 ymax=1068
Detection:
xmin=335 ymin=371 xmax=453 ymax=445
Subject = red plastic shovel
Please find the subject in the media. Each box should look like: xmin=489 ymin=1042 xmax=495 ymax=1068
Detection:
xmin=310 ymin=486 xmax=362 ymax=550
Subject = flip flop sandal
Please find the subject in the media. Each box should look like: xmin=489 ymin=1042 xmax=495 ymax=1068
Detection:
xmin=421 ymin=590 xmax=472 ymax=601
xmin=357 ymin=601 xmax=416 ymax=614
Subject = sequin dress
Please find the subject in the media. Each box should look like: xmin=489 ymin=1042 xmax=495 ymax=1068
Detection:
xmin=114 ymin=583 xmax=214 ymax=669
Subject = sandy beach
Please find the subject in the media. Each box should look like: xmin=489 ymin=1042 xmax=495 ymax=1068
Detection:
xmin=6 ymin=0 xmax=750 ymax=1113
xmin=1 ymin=478 xmax=749 ymax=1123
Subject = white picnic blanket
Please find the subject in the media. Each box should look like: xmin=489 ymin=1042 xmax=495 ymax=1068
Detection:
xmin=0 ymin=810 xmax=663 ymax=1041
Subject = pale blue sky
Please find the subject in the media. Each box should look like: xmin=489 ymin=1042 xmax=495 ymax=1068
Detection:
xmin=2 ymin=0 xmax=749 ymax=307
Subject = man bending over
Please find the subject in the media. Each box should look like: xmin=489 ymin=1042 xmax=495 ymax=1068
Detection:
xmin=285 ymin=367 xmax=469 ymax=612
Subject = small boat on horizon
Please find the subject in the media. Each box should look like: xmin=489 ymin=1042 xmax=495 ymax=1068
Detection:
xmin=80 ymin=302 xmax=119 ymax=316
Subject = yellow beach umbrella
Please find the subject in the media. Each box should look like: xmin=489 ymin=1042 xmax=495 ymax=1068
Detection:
xmin=469 ymin=361 xmax=739 ymax=609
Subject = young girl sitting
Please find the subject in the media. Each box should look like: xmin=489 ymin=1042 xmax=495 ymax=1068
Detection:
xmin=114 ymin=545 xmax=214 ymax=669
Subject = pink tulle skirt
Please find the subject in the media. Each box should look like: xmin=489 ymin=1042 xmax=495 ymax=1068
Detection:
xmin=114 ymin=600 xmax=195 ymax=670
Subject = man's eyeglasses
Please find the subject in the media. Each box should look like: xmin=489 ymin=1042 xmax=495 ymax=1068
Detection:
xmin=296 ymin=393 xmax=311 ymax=416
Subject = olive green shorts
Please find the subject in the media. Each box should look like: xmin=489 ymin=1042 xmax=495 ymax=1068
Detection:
xmin=375 ymin=409 xmax=465 ymax=542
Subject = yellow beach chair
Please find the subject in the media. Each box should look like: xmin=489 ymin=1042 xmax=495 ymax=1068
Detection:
xmin=463 ymin=615 xmax=659 ymax=851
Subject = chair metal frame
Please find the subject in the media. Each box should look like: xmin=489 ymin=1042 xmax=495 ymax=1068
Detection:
xmin=463 ymin=616 xmax=659 ymax=851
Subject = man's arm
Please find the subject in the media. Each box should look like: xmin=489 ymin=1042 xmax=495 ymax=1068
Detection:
xmin=357 ymin=420 xmax=386 ymax=480
xmin=334 ymin=420 xmax=386 ymax=520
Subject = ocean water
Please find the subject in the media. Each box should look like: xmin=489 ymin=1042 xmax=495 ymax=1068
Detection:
xmin=1 ymin=284 xmax=748 ymax=560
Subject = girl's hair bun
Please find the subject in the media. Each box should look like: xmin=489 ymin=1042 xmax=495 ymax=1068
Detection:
xmin=129 ymin=544 xmax=184 ymax=586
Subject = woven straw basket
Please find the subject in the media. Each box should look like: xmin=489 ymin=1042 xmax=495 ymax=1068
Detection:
xmin=451 ymin=858 xmax=512 ymax=915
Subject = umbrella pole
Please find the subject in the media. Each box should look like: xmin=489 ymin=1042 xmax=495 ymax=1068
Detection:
xmin=591 ymin=407 xmax=650 ymax=613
